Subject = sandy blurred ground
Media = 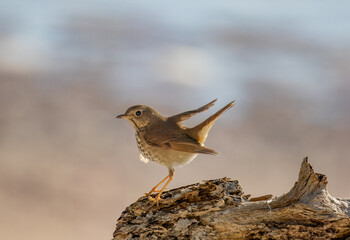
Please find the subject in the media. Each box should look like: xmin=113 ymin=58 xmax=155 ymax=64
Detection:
xmin=1 ymin=1 xmax=350 ymax=240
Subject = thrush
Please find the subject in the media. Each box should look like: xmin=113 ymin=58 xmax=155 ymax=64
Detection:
xmin=116 ymin=99 xmax=235 ymax=204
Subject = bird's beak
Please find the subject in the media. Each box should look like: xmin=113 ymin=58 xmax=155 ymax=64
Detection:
xmin=116 ymin=114 xmax=130 ymax=119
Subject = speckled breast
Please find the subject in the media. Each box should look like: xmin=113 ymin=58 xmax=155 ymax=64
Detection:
xmin=135 ymin=132 xmax=198 ymax=169
xmin=135 ymin=133 xmax=159 ymax=163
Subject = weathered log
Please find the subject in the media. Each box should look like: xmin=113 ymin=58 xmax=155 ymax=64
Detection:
xmin=113 ymin=157 xmax=350 ymax=239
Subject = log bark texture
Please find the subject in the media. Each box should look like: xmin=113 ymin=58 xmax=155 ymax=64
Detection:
xmin=113 ymin=157 xmax=350 ymax=239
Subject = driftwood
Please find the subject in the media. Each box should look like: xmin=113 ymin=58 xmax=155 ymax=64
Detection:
xmin=113 ymin=157 xmax=350 ymax=239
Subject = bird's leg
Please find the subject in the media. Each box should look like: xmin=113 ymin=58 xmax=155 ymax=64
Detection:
xmin=146 ymin=175 xmax=169 ymax=195
xmin=150 ymin=168 xmax=174 ymax=205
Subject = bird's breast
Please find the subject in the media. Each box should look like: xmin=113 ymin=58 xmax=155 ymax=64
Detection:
xmin=135 ymin=134 xmax=198 ymax=168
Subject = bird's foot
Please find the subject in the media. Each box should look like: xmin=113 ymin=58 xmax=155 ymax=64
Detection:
xmin=148 ymin=189 xmax=166 ymax=205
xmin=147 ymin=194 xmax=162 ymax=206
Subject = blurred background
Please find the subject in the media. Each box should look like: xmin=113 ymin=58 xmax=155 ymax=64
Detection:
xmin=1 ymin=1 xmax=350 ymax=239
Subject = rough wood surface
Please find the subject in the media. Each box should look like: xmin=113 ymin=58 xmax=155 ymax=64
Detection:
xmin=113 ymin=157 xmax=350 ymax=239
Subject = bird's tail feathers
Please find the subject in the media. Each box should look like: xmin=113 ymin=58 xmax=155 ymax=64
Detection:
xmin=186 ymin=101 xmax=235 ymax=144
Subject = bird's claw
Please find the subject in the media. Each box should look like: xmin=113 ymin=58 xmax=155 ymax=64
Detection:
xmin=147 ymin=194 xmax=161 ymax=206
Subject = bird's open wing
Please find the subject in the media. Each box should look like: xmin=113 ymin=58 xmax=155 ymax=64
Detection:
xmin=144 ymin=132 xmax=217 ymax=155
xmin=168 ymin=99 xmax=217 ymax=124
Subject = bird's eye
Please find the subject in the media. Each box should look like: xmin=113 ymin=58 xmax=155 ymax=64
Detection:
xmin=135 ymin=111 xmax=142 ymax=116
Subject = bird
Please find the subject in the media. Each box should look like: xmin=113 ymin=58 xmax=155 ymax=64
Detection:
xmin=116 ymin=99 xmax=235 ymax=205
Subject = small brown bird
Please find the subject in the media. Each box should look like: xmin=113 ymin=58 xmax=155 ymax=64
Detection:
xmin=116 ymin=99 xmax=235 ymax=204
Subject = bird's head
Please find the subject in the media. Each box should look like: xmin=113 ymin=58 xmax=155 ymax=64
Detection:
xmin=116 ymin=105 xmax=160 ymax=130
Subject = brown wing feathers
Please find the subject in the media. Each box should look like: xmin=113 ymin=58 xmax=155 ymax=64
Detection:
xmin=168 ymin=99 xmax=217 ymax=123
xmin=144 ymin=133 xmax=218 ymax=155
xmin=162 ymin=142 xmax=218 ymax=155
